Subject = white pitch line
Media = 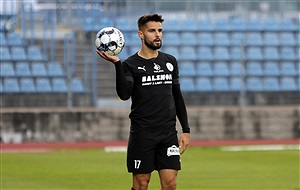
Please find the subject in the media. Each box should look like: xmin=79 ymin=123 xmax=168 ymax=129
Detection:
xmin=221 ymin=144 xmax=299 ymax=152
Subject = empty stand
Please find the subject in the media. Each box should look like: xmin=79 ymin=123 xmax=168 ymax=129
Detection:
xmin=19 ymin=78 xmax=36 ymax=93
xmin=179 ymin=62 xmax=196 ymax=77
xmin=35 ymin=78 xmax=52 ymax=93
xmin=179 ymin=46 xmax=197 ymax=61
xmin=15 ymin=62 xmax=31 ymax=77
xmin=51 ymin=78 xmax=67 ymax=93
xmin=47 ymin=61 xmax=65 ymax=77
xmin=1 ymin=62 xmax=15 ymax=77
xmin=180 ymin=78 xmax=195 ymax=92
xmin=10 ymin=47 xmax=27 ymax=61
xmin=196 ymin=77 xmax=212 ymax=91
xmin=0 ymin=47 xmax=11 ymax=61
xmin=3 ymin=78 xmax=19 ymax=93
xmin=31 ymin=62 xmax=48 ymax=77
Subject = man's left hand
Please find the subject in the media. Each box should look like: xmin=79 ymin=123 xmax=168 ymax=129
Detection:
xmin=179 ymin=133 xmax=190 ymax=154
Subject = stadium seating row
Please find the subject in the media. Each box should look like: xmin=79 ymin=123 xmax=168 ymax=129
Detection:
xmin=179 ymin=62 xmax=299 ymax=77
xmin=1 ymin=62 xmax=65 ymax=77
xmin=83 ymin=17 xmax=299 ymax=32
xmin=180 ymin=77 xmax=299 ymax=92
xmin=118 ymin=46 xmax=299 ymax=62
xmin=0 ymin=32 xmax=24 ymax=46
xmin=1 ymin=46 xmax=46 ymax=62
xmin=0 ymin=77 xmax=87 ymax=93
xmin=123 ymin=32 xmax=299 ymax=47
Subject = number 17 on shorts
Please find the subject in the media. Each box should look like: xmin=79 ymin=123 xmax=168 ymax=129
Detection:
xmin=134 ymin=160 xmax=141 ymax=169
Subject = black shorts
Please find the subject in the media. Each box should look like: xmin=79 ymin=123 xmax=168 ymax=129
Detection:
xmin=127 ymin=129 xmax=181 ymax=174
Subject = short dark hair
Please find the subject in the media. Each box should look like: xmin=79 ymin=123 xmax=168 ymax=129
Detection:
xmin=137 ymin=14 xmax=164 ymax=30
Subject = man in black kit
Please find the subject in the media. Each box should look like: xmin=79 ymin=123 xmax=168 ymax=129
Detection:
xmin=97 ymin=14 xmax=190 ymax=190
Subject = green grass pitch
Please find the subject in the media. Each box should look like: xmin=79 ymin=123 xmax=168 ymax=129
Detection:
xmin=1 ymin=147 xmax=299 ymax=190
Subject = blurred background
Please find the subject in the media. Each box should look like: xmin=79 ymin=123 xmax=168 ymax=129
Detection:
xmin=0 ymin=0 xmax=299 ymax=143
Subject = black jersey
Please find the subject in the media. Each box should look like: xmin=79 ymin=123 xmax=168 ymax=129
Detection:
xmin=122 ymin=52 xmax=179 ymax=132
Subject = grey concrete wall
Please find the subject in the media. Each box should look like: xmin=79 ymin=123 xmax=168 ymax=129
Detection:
xmin=0 ymin=106 xmax=299 ymax=143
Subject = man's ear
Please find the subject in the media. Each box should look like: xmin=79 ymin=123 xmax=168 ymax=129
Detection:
xmin=138 ymin=31 xmax=143 ymax=40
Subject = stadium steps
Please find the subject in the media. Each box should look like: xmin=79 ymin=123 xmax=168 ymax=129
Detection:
xmin=43 ymin=38 xmax=117 ymax=98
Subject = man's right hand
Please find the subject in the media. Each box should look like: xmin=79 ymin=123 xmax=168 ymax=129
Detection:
xmin=96 ymin=49 xmax=120 ymax=63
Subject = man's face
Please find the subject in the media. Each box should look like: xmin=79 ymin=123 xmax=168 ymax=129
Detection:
xmin=139 ymin=21 xmax=162 ymax=50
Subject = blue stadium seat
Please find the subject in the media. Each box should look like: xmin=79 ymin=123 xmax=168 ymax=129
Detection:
xmin=263 ymin=33 xmax=279 ymax=46
xmin=214 ymin=32 xmax=230 ymax=46
xmin=128 ymin=32 xmax=140 ymax=46
xmin=229 ymin=77 xmax=244 ymax=91
xmin=6 ymin=32 xmax=23 ymax=46
xmin=179 ymin=62 xmax=196 ymax=77
xmin=118 ymin=47 xmax=129 ymax=61
xmin=163 ymin=19 xmax=181 ymax=32
xmin=213 ymin=62 xmax=230 ymax=76
xmin=246 ymin=33 xmax=263 ymax=46
xmin=246 ymin=77 xmax=263 ymax=91
xmin=31 ymin=62 xmax=47 ymax=77
xmin=115 ymin=18 xmax=134 ymax=32
xmin=280 ymin=19 xmax=297 ymax=31
xmin=212 ymin=77 xmax=229 ymax=91
xmin=230 ymin=32 xmax=245 ymax=46
xmin=15 ymin=62 xmax=31 ymax=77
xmin=71 ymin=78 xmax=86 ymax=93
xmin=280 ymin=47 xmax=296 ymax=61
xmin=179 ymin=46 xmax=197 ymax=61
xmin=27 ymin=46 xmax=45 ymax=62
xmin=52 ymin=78 xmax=67 ymax=93
xmin=264 ymin=47 xmax=280 ymax=61
xmin=246 ymin=20 xmax=262 ymax=31
xmin=129 ymin=46 xmax=140 ymax=55
xmin=180 ymin=78 xmax=196 ymax=92
xmin=197 ymin=33 xmax=214 ymax=46
xmin=180 ymin=20 xmax=198 ymax=32
xmin=163 ymin=32 xmax=180 ymax=46
xmin=280 ymin=62 xmax=297 ymax=76
xmin=195 ymin=77 xmax=212 ymax=92
xmin=280 ymin=33 xmax=296 ymax=46
xmin=196 ymin=62 xmax=213 ymax=76
xmin=83 ymin=17 xmax=95 ymax=32
xmin=163 ymin=47 xmax=179 ymax=58
xmin=230 ymin=18 xmax=246 ymax=32
xmin=3 ymin=78 xmax=19 ymax=93
xmin=230 ymin=47 xmax=244 ymax=61
xmin=214 ymin=20 xmax=230 ymax=31
xmin=263 ymin=62 xmax=280 ymax=76
xmin=47 ymin=62 xmax=64 ymax=77
xmin=20 ymin=78 xmax=36 ymax=93
xmin=246 ymin=62 xmax=263 ymax=76
xmin=0 ymin=32 xmax=7 ymax=46
xmin=35 ymin=78 xmax=52 ymax=93
xmin=246 ymin=47 xmax=263 ymax=61
xmin=263 ymin=18 xmax=279 ymax=31
xmin=0 ymin=62 xmax=15 ymax=77
xmin=96 ymin=18 xmax=113 ymax=31
xmin=180 ymin=32 xmax=197 ymax=46
xmin=0 ymin=47 xmax=11 ymax=61
xmin=280 ymin=77 xmax=297 ymax=91
xmin=263 ymin=77 xmax=280 ymax=91
xmin=10 ymin=47 xmax=27 ymax=61
xmin=197 ymin=47 xmax=213 ymax=61
xmin=214 ymin=47 xmax=230 ymax=61
xmin=198 ymin=19 xmax=213 ymax=31
xmin=230 ymin=62 xmax=243 ymax=76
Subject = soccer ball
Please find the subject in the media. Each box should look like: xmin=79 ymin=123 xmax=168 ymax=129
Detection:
xmin=95 ymin=27 xmax=125 ymax=56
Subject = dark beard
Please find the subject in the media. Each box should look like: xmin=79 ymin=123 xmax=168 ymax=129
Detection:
xmin=144 ymin=39 xmax=161 ymax=50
